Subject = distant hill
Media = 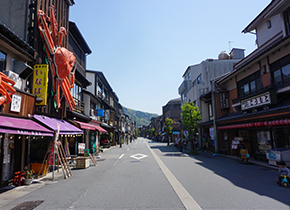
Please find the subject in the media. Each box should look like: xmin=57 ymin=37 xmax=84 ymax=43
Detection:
xmin=123 ymin=107 xmax=159 ymax=127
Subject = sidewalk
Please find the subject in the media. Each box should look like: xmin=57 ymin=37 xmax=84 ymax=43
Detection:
xmin=0 ymin=167 xmax=65 ymax=208
xmin=181 ymin=144 xmax=278 ymax=170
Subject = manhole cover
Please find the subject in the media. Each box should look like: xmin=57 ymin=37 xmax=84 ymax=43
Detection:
xmin=11 ymin=200 xmax=44 ymax=210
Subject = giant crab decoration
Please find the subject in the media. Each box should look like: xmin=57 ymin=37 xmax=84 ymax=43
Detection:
xmin=0 ymin=72 xmax=16 ymax=106
xmin=37 ymin=5 xmax=76 ymax=111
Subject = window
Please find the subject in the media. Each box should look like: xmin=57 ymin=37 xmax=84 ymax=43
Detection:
xmin=270 ymin=54 xmax=290 ymax=84
xmin=197 ymin=74 xmax=202 ymax=84
xmin=284 ymin=6 xmax=290 ymax=35
xmin=0 ymin=50 xmax=6 ymax=71
xmin=237 ymin=71 xmax=262 ymax=97
xmin=71 ymin=83 xmax=81 ymax=101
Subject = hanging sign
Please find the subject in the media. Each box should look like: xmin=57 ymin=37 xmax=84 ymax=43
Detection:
xmin=96 ymin=109 xmax=104 ymax=116
xmin=32 ymin=64 xmax=48 ymax=106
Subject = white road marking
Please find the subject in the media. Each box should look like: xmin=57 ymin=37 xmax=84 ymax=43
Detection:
xmin=146 ymin=143 xmax=202 ymax=210
xmin=130 ymin=153 xmax=148 ymax=160
xmin=113 ymin=153 xmax=124 ymax=166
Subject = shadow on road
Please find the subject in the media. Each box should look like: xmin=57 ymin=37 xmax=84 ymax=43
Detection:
xmin=149 ymin=141 xmax=290 ymax=207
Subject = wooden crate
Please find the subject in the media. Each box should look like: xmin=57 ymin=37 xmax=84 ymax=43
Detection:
xmin=75 ymin=157 xmax=90 ymax=169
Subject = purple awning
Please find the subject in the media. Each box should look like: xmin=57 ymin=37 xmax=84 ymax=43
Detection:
xmin=33 ymin=114 xmax=83 ymax=135
xmin=0 ymin=115 xmax=53 ymax=136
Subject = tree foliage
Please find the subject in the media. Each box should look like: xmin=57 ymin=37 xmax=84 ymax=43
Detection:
xmin=181 ymin=102 xmax=201 ymax=150
xmin=165 ymin=118 xmax=173 ymax=146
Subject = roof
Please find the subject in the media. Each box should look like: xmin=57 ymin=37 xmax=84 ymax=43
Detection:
xmin=69 ymin=21 xmax=92 ymax=55
xmin=0 ymin=21 xmax=35 ymax=60
xmin=242 ymin=0 xmax=277 ymax=33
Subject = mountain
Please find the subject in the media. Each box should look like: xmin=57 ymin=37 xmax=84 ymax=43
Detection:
xmin=123 ymin=107 xmax=159 ymax=128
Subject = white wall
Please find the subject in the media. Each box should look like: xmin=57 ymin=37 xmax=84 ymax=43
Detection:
xmin=86 ymin=72 xmax=95 ymax=95
xmin=256 ymin=14 xmax=282 ymax=47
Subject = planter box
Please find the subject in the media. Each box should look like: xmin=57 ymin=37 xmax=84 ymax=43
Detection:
xmin=75 ymin=157 xmax=90 ymax=169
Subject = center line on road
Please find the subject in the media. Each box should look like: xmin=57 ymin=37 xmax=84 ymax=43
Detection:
xmin=146 ymin=143 xmax=202 ymax=210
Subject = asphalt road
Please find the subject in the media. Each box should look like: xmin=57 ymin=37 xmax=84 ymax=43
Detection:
xmin=1 ymin=137 xmax=289 ymax=210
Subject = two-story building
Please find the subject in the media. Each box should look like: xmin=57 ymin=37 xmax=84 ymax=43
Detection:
xmin=216 ymin=0 xmax=290 ymax=165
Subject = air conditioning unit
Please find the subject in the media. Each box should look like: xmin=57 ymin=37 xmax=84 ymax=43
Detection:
xmin=3 ymin=70 xmax=26 ymax=90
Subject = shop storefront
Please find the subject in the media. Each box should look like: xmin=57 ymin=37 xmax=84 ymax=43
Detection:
xmin=0 ymin=115 xmax=53 ymax=187
xmin=218 ymin=116 xmax=290 ymax=162
xmin=32 ymin=114 xmax=83 ymax=159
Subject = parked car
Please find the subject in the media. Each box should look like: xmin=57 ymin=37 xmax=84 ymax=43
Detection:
xmin=100 ymin=137 xmax=111 ymax=148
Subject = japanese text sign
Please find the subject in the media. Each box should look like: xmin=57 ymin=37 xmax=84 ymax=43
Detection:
xmin=32 ymin=65 xmax=48 ymax=106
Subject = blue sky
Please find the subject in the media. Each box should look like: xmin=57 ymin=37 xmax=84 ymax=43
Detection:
xmin=70 ymin=0 xmax=271 ymax=115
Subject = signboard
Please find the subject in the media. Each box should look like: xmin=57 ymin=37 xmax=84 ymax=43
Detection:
xmin=220 ymin=92 xmax=229 ymax=109
xmin=241 ymin=92 xmax=272 ymax=110
xmin=32 ymin=64 xmax=48 ymax=106
xmin=90 ymin=131 xmax=96 ymax=154
xmin=78 ymin=143 xmax=85 ymax=155
xmin=10 ymin=94 xmax=22 ymax=112
xmin=96 ymin=109 xmax=104 ymax=116
xmin=105 ymin=109 xmax=110 ymax=121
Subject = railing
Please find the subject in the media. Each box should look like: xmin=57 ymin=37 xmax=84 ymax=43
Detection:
xmin=73 ymin=97 xmax=84 ymax=112
xmin=232 ymin=84 xmax=276 ymax=104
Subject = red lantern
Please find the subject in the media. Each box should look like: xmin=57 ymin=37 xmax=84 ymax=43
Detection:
xmin=264 ymin=121 xmax=268 ymax=126
xmin=249 ymin=122 xmax=254 ymax=127
xmin=280 ymin=120 xmax=285 ymax=125
xmin=257 ymin=122 xmax=261 ymax=127
xmin=288 ymin=119 xmax=290 ymax=125
xmin=275 ymin=120 xmax=280 ymax=126
xmin=269 ymin=121 xmax=272 ymax=126
xmin=284 ymin=119 xmax=289 ymax=125
xmin=271 ymin=120 xmax=276 ymax=126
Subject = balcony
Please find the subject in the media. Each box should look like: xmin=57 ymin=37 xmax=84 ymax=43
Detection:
xmin=73 ymin=97 xmax=84 ymax=113
xmin=178 ymin=80 xmax=191 ymax=95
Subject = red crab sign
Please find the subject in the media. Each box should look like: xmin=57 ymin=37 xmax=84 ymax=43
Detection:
xmin=0 ymin=72 xmax=16 ymax=106
xmin=37 ymin=5 xmax=76 ymax=111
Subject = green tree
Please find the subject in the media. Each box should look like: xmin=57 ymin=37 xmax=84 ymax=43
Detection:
xmin=181 ymin=102 xmax=201 ymax=151
xmin=165 ymin=118 xmax=173 ymax=146
xmin=150 ymin=128 xmax=155 ymax=137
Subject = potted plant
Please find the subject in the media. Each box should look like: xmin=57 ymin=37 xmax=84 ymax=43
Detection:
xmin=23 ymin=166 xmax=35 ymax=185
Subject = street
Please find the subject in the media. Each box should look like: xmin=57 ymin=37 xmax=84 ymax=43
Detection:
xmin=1 ymin=137 xmax=290 ymax=210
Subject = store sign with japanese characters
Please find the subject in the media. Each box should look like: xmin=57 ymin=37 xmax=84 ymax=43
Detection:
xmin=10 ymin=94 xmax=22 ymax=112
xmin=241 ymin=92 xmax=271 ymax=110
xmin=220 ymin=92 xmax=229 ymax=109
xmin=32 ymin=64 xmax=48 ymax=106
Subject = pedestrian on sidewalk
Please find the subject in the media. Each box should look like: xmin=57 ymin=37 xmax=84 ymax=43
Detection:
xmin=276 ymin=160 xmax=290 ymax=186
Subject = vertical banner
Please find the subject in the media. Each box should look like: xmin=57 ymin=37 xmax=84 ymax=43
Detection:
xmin=90 ymin=131 xmax=96 ymax=154
xmin=32 ymin=64 xmax=48 ymax=106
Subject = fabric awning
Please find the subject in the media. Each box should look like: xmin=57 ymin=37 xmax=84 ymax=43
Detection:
xmin=89 ymin=123 xmax=108 ymax=133
xmin=93 ymin=125 xmax=108 ymax=133
xmin=74 ymin=120 xmax=96 ymax=130
xmin=0 ymin=115 xmax=53 ymax=136
xmin=33 ymin=114 xmax=83 ymax=135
